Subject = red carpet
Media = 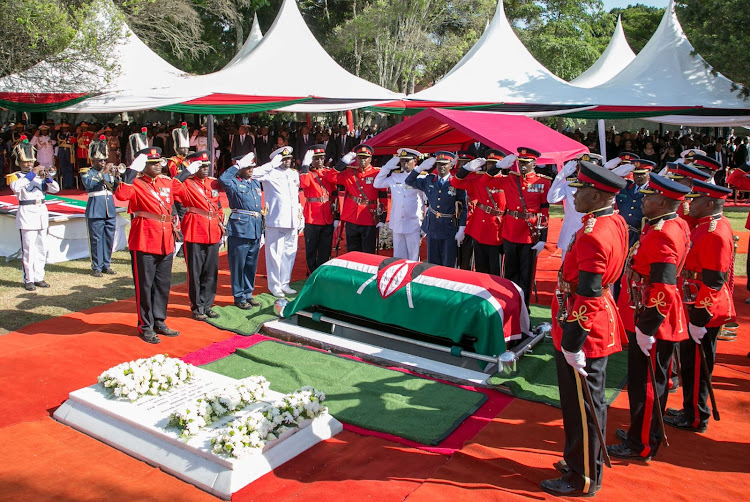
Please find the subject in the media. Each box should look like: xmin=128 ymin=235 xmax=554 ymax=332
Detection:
xmin=1 ymin=217 xmax=749 ymax=501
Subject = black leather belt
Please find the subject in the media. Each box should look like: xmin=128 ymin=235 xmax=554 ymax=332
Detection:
xmin=476 ymin=202 xmax=502 ymax=217
xmin=19 ymin=199 xmax=43 ymax=206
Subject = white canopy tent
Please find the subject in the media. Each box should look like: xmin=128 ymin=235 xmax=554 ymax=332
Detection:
xmin=406 ymin=0 xmax=591 ymax=110
xmin=223 ymin=13 xmax=264 ymax=69
xmin=570 ymin=16 xmax=635 ymax=89
xmin=587 ymin=0 xmax=750 ymax=125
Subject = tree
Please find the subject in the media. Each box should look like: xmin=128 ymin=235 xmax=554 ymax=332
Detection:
xmin=677 ymin=0 xmax=750 ymax=97
xmin=610 ymin=4 xmax=663 ymax=54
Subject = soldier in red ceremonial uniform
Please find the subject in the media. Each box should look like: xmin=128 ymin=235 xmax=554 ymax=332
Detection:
xmin=173 ymin=150 xmax=224 ymax=321
xmin=452 ymin=149 xmax=514 ymax=275
xmin=300 ymin=144 xmax=338 ymax=273
xmin=543 ymin=161 xmax=628 ymax=498
xmin=664 ymin=161 xmax=711 ymax=230
xmin=329 ymin=144 xmax=388 ymax=254
xmin=114 ymin=147 xmax=181 ymax=343
xmin=690 ymin=154 xmax=720 ymax=181
xmin=455 ymin=151 xmax=477 ymax=270
xmin=76 ymin=122 xmax=94 ymax=171
xmin=664 ymin=180 xmax=735 ymax=433
xmin=499 ymin=147 xmax=551 ymax=307
xmin=725 ymin=162 xmax=750 ymax=301
xmin=608 ymin=174 xmax=691 ymax=461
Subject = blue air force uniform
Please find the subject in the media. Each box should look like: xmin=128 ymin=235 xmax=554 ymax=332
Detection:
xmin=405 ymin=170 xmax=467 ymax=267
xmin=219 ymin=165 xmax=264 ymax=305
xmin=81 ymin=167 xmax=119 ymax=273
xmin=616 ymin=180 xmax=647 ymax=250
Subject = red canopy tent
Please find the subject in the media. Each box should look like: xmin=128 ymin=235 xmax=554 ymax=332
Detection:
xmin=367 ymin=108 xmax=588 ymax=166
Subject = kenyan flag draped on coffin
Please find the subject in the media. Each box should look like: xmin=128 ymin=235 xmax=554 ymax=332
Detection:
xmin=283 ymin=252 xmax=530 ymax=357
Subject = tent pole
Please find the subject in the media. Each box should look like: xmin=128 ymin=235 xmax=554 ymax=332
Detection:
xmin=207 ymin=114 xmax=215 ymax=177
xmin=598 ymin=119 xmax=607 ymax=162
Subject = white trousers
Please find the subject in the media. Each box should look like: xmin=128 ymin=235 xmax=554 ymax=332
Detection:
xmin=20 ymin=228 xmax=48 ymax=283
xmin=264 ymin=226 xmax=298 ymax=293
xmin=392 ymin=232 xmax=421 ymax=261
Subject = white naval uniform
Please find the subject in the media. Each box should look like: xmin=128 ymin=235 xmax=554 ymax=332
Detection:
xmin=9 ymin=171 xmax=60 ymax=284
xmin=30 ymin=135 xmax=56 ymax=167
xmin=547 ymin=170 xmax=581 ymax=258
xmin=374 ymin=169 xmax=425 ymax=260
xmin=252 ymin=161 xmax=302 ymax=294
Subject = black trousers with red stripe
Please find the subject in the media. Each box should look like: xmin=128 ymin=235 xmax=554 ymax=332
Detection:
xmin=554 ymin=350 xmax=607 ymax=494
xmin=678 ymin=327 xmax=720 ymax=426
xmin=130 ymin=250 xmax=173 ymax=333
xmin=623 ymin=331 xmax=674 ymax=458
xmin=184 ymin=241 xmax=220 ymax=315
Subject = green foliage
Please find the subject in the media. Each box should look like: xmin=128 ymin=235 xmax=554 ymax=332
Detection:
xmin=611 ymin=3 xmax=663 ymax=53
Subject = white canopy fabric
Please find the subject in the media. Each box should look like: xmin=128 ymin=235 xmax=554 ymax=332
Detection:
xmin=570 ymin=16 xmax=635 ymax=89
xmin=0 ymin=0 xmax=187 ymax=112
xmin=407 ymin=0 xmax=590 ymax=107
xmin=223 ymin=13 xmax=264 ymax=69
xmin=589 ymin=0 xmax=750 ymax=118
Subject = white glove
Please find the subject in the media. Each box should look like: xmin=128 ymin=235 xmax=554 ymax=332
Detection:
xmin=376 ymin=222 xmax=384 ymax=229
xmin=531 ymin=241 xmax=545 ymax=253
xmin=186 ymin=161 xmax=202 ymax=175
xmin=561 ymin=160 xmax=578 ymax=178
xmin=383 ymin=156 xmax=400 ymax=171
xmin=497 ymin=154 xmax=517 ymax=170
xmin=689 ymin=323 xmax=707 ymax=344
xmin=635 ymin=327 xmax=655 ymax=356
xmin=603 ymin=157 xmax=622 ymax=170
xmin=563 ymin=349 xmax=588 ymax=377
xmin=416 ymin=157 xmax=437 ymax=173
xmin=463 ymin=158 xmax=486 ymax=172
xmin=455 ymin=226 xmax=466 ymax=246
xmin=237 ymin=152 xmax=255 ymax=168
xmin=271 ymin=154 xmax=284 ymax=168
xmin=341 ymin=152 xmax=356 ymax=164
xmin=129 ymin=154 xmax=147 ymax=173
xmin=657 ymin=166 xmax=669 ymax=176
xmin=302 ymin=149 xmax=314 ymax=167
xmin=333 ymin=220 xmax=340 ymax=229
xmin=612 ymin=163 xmax=636 ymax=177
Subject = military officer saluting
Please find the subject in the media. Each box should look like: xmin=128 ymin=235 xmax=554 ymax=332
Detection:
xmin=405 ymin=151 xmax=466 ymax=267
xmin=609 ymin=174 xmax=691 ymax=462
xmin=544 ymin=161 xmax=628 ymax=498
xmin=174 ymin=151 xmax=224 ymax=321
xmin=664 ymin=180 xmax=735 ymax=433
xmin=375 ymin=148 xmax=427 ymax=261
xmin=81 ymin=135 xmax=120 ymax=277
xmin=219 ymin=153 xmax=264 ymax=309
xmin=300 ymin=144 xmax=339 ymax=272
xmin=115 ymin=146 xmax=183 ymax=343
xmin=8 ymin=135 xmax=59 ymax=290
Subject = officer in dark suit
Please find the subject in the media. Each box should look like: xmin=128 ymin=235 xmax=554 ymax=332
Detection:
xmin=255 ymin=126 xmax=274 ymax=164
xmin=295 ymin=125 xmax=315 ymax=165
xmin=405 ymin=151 xmax=467 ymax=267
xmin=81 ymin=135 xmax=119 ymax=277
xmin=218 ymin=152 xmax=264 ymax=309
xmin=230 ymin=125 xmax=255 ymax=158
xmin=466 ymin=140 xmax=488 ymax=159
xmin=331 ymin=125 xmax=353 ymax=162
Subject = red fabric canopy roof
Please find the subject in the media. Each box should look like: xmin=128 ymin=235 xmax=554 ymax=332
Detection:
xmin=367 ymin=108 xmax=588 ymax=166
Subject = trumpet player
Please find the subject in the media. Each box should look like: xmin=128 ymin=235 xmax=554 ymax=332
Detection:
xmin=8 ymin=135 xmax=59 ymax=291
xmin=82 ymin=135 xmax=120 ymax=277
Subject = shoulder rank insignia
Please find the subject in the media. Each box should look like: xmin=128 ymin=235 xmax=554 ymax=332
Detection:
xmin=584 ymin=215 xmax=596 ymax=234
xmin=682 ymin=200 xmax=690 ymax=213
xmin=654 ymin=219 xmax=665 ymax=231
xmin=709 ymin=219 xmax=718 ymax=232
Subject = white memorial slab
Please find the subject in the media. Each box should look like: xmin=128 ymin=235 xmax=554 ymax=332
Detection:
xmin=53 ymin=367 xmax=342 ymax=499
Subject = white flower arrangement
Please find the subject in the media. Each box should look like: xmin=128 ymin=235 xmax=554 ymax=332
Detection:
xmin=211 ymin=386 xmax=327 ymax=458
xmin=167 ymin=376 xmax=271 ymax=436
xmin=97 ymin=354 xmax=194 ymax=402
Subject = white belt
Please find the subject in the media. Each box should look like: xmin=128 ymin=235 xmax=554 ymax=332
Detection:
xmin=88 ymin=190 xmax=111 ymax=197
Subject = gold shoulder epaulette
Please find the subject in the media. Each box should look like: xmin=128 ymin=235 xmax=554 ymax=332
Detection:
xmin=708 ymin=219 xmax=718 ymax=232
xmin=654 ymin=219 xmax=665 ymax=231
xmin=537 ymin=173 xmax=552 ymax=180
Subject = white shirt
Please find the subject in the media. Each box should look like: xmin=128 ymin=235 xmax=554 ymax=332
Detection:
xmin=30 ymin=135 xmax=56 ymax=167
xmin=252 ymin=163 xmax=301 ymax=230
xmin=9 ymin=172 xmax=60 ymax=230
xmin=547 ymin=171 xmax=581 ymax=252
xmin=373 ymin=169 xmax=425 ymax=234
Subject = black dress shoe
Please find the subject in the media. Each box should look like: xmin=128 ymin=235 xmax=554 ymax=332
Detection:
xmin=540 ymin=477 xmax=595 ymax=498
xmin=34 ymin=281 xmax=50 ymax=288
xmin=92 ymin=270 xmax=103 ymax=277
xmin=103 ymin=268 xmax=117 ymax=275
xmin=154 ymin=325 xmax=180 ymax=337
xmin=248 ymin=298 xmax=261 ymax=307
xmin=234 ymin=301 xmax=252 ymax=310
xmin=205 ymin=309 xmax=220 ymax=319
xmin=664 ymin=413 xmax=707 ymax=432
xmin=666 ymin=407 xmax=683 ymax=417
xmin=553 ymin=460 xmax=570 ymax=475
xmin=24 ymin=282 xmax=36 ymax=291
xmin=140 ymin=329 xmax=161 ymax=344
xmin=607 ymin=442 xmax=651 ymax=461
xmin=615 ymin=428 xmax=628 ymax=442
xmin=192 ymin=312 xmax=208 ymax=321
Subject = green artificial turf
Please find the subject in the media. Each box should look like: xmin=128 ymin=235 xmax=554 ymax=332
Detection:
xmin=202 ymin=340 xmax=487 ymax=445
